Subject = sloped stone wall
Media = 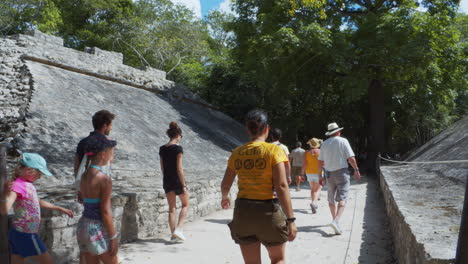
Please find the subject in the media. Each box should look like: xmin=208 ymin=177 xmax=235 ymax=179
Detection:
xmin=0 ymin=38 xmax=33 ymax=142
xmin=0 ymin=31 xmax=246 ymax=263
xmin=380 ymin=116 xmax=468 ymax=264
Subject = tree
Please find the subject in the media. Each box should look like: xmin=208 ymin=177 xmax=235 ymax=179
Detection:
xmin=206 ymin=0 xmax=466 ymax=172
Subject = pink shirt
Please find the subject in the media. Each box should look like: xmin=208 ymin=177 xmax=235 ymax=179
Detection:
xmin=11 ymin=178 xmax=41 ymax=233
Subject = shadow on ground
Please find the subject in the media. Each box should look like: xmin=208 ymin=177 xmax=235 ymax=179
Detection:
xmin=297 ymin=225 xmax=335 ymax=237
xmin=205 ymin=219 xmax=231 ymax=225
xmin=358 ymin=177 xmax=396 ymax=264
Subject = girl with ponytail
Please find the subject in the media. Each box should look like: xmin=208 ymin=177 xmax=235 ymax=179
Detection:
xmin=159 ymin=121 xmax=189 ymax=242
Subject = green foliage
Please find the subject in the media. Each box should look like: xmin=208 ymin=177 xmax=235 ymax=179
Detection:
xmin=201 ymin=0 xmax=467 ymax=154
xmin=0 ymin=0 xmax=62 ymax=35
xmin=0 ymin=0 xmax=465 ymax=154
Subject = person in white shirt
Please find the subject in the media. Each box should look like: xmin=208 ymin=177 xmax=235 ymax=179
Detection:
xmin=270 ymin=128 xmax=291 ymax=184
xmin=289 ymin=142 xmax=305 ymax=191
xmin=318 ymin=123 xmax=360 ymax=235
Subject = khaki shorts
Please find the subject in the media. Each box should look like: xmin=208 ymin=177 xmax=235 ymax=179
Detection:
xmin=327 ymin=168 xmax=350 ymax=204
xmin=228 ymin=199 xmax=288 ymax=247
xmin=292 ymin=166 xmax=303 ymax=177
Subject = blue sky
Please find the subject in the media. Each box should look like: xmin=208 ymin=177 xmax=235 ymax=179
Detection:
xmin=172 ymin=0 xmax=467 ymax=18
xmin=201 ymin=0 xmax=229 ymax=16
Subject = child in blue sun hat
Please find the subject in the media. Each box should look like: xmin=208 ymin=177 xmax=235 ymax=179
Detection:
xmin=0 ymin=153 xmax=74 ymax=263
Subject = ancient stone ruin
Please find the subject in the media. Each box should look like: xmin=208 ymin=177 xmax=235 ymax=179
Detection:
xmin=0 ymin=30 xmax=247 ymax=263
xmin=380 ymin=116 xmax=468 ymax=263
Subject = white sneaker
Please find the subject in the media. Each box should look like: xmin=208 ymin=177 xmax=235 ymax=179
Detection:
xmin=173 ymin=229 xmax=186 ymax=241
xmin=329 ymin=221 xmax=342 ymax=235
xmin=310 ymin=203 xmax=317 ymax=214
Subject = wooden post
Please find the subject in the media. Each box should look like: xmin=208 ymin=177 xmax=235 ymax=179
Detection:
xmin=0 ymin=143 xmax=10 ymax=264
xmin=455 ymin=175 xmax=468 ymax=264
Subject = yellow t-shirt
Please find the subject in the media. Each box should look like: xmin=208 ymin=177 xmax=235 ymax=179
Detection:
xmin=228 ymin=141 xmax=289 ymax=200
xmin=305 ymin=151 xmax=320 ymax=174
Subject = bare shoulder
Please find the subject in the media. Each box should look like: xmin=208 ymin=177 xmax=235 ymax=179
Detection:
xmin=96 ymin=172 xmax=112 ymax=185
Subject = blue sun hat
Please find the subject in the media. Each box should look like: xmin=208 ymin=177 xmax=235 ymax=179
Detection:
xmin=20 ymin=153 xmax=53 ymax=176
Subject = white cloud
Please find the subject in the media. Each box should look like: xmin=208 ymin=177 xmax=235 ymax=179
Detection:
xmin=171 ymin=0 xmax=202 ymax=18
xmin=218 ymin=0 xmax=234 ymax=15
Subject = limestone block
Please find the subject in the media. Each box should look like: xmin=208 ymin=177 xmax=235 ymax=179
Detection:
xmin=24 ymin=29 xmax=64 ymax=46
xmin=140 ymin=66 xmax=167 ymax=80
xmin=84 ymin=47 xmax=123 ymax=65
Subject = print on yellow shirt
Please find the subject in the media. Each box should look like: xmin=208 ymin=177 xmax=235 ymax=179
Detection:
xmin=228 ymin=141 xmax=289 ymax=200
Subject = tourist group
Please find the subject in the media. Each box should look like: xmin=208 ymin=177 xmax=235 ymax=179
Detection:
xmin=0 ymin=109 xmax=360 ymax=264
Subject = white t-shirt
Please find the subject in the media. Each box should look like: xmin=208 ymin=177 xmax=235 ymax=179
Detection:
xmin=272 ymin=141 xmax=289 ymax=157
xmin=318 ymin=136 xmax=355 ymax=171
xmin=290 ymin=148 xmax=305 ymax=167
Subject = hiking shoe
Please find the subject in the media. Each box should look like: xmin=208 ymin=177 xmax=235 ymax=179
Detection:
xmin=329 ymin=221 xmax=342 ymax=235
xmin=173 ymin=229 xmax=186 ymax=241
xmin=310 ymin=203 xmax=317 ymax=214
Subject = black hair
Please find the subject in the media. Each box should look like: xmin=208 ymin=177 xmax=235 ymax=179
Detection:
xmin=270 ymin=128 xmax=282 ymax=141
xmin=92 ymin=110 xmax=115 ymax=130
xmin=167 ymin=121 xmax=182 ymax=139
xmin=295 ymin=141 xmax=302 ymax=148
xmin=245 ymin=109 xmax=268 ymax=137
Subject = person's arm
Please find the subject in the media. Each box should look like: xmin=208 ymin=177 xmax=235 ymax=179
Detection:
xmin=272 ymin=162 xmax=297 ymax=241
xmin=0 ymin=181 xmax=16 ymax=215
xmin=160 ymin=158 xmax=164 ymax=175
xmin=285 ymin=161 xmax=291 ymax=184
xmin=100 ymin=175 xmax=118 ymax=256
xmin=318 ymin=160 xmax=324 ymax=185
xmin=347 ymin=156 xmax=361 ymax=180
xmin=301 ymin=153 xmax=307 ymax=175
xmin=221 ymin=167 xmax=236 ymax=209
xmin=176 ymin=153 xmax=187 ymax=191
xmin=39 ymin=200 xmax=73 ymax=217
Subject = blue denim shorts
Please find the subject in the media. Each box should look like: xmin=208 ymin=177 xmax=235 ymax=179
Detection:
xmin=9 ymin=228 xmax=47 ymax=257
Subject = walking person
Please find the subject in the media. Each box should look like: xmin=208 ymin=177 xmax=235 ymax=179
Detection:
xmin=270 ymin=128 xmax=292 ymax=184
xmin=76 ymin=137 xmax=119 ymax=264
xmin=221 ymin=110 xmax=297 ymax=264
xmin=289 ymin=142 xmax=305 ymax=191
xmin=0 ymin=153 xmax=74 ymax=264
xmin=74 ymin=110 xmax=116 ymax=202
xmin=302 ymin=138 xmax=323 ymax=214
xmin=317 ymin=123 xmax=360 ymax=235
xmin=159 ymin=122 xmax=189 ymax=242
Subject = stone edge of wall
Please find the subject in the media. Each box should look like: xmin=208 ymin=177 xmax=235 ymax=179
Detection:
xmin=38 ymin=178 xmax=237 ymax=263
xmin=379 ymin=170 xmax=454 ymax=264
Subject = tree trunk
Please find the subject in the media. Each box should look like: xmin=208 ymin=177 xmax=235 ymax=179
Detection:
xmin=367 ymin=79 xmax=385 ymax=176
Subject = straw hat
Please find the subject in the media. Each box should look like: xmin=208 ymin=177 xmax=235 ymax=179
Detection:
xmin=307 ymin=138 xmax=322 ymax=148
xmin=325 ymin=122 xmax=344 ymax=136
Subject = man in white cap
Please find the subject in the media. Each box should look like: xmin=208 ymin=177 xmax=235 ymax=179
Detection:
xmin=317 ymin=122 xmax=360 ymax=235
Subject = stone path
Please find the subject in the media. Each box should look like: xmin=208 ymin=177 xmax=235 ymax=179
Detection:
xmin=119 ymin=177 xmax=395 ymax=263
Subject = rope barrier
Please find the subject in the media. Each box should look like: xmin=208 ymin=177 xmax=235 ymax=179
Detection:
xmin=378 ymin=155 xmax=468 ymax=164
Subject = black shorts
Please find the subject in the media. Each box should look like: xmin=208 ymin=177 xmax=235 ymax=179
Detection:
xmin=164 ymin=186 xmax=184 ymax=195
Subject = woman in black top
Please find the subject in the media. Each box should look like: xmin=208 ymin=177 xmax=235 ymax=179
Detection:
xmin=159 ymin=122 xmax=189 ymax=242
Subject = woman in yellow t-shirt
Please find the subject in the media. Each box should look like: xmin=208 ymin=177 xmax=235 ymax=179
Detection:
xmin=302 ymin=138 xmax=323 ymax=214
xmin=221 ymin=109 xmax=297 ymax=264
